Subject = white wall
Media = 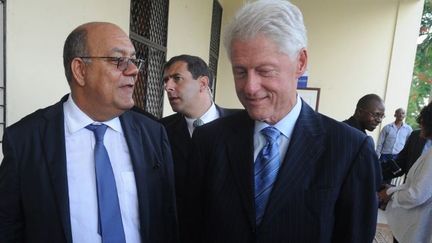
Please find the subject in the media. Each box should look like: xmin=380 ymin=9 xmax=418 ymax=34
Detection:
xmin=6 ymin=0 xmax=131 ymax=125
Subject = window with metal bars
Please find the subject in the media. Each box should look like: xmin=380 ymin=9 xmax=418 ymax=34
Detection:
xmin=129 ymin=0 xmax=169 ymax=119
xmin=208 ymin=0 xmax=222 ymax=100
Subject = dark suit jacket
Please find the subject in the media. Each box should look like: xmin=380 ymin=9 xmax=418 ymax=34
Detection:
xmin=395 ymin=129 xmax=425 ymax=176
xmin=159 ymin=106 xmax=240 ymax=203
xmin=0 ymin=95 xmax=179 ymax=243
xmin=183 ymin=101 xmax=379 ymax=243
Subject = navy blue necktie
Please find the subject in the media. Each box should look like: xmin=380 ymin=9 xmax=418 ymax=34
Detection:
xmin=254 ymin=126 xmax=281 ymax=225
xmin=86 ymin=124 xmax=126 ymax=243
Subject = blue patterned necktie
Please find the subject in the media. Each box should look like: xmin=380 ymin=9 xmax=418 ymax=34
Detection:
xmin=86 ymin=124 xmax=126 ymax=243
xmin=254 ymin=126 xmax=281 ymax=225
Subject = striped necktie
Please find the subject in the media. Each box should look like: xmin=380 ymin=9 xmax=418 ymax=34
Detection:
xmin=254 ymin=126 xmax=281 ymax=225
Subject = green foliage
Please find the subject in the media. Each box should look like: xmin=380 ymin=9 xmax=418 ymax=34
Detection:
xmin=407 ymin=0 xmax=432 ymax=129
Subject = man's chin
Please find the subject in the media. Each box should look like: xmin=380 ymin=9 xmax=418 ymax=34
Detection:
xmin=366 ymin=126 xmax=377 ymax=132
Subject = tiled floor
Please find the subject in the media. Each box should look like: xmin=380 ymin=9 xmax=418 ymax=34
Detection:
xmin=374 ymin=209 xmax=393 ymax=243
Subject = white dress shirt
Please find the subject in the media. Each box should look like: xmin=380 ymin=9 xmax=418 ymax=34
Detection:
xmin=185 ymin=102 xmax=219 ymax=137
xmin=253 ymin=96 xmax=302 ymax=162
xmin=64 ymin=95 xmax=141 ymax=243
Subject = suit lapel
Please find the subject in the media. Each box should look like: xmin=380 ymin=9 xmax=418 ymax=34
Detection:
xmin=261 ymin=102 xmax=326 ymax=226
xmin=170 ymin=116 xmax=191 ymax=161
xmin=43 ymin=97 xmax=73 ymax=243
xmin=225 ymin=112 xmax=256 ymax=228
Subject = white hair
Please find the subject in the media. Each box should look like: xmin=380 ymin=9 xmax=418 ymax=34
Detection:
xmin=224 ymin=0 xmax=307 ymax=59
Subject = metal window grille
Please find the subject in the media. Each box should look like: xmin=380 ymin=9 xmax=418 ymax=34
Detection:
xmin=208 ymin=0 xmax=222 ymax=100
xmin=130 ymin=0 xmax=169 ymax=119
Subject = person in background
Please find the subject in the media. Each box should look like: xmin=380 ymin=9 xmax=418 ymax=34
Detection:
xmin=181 ymin=0 xmax=380 ymax=242
xmin=0 ymin=22 xmax=178 ymax=243
xmin=343 ymin=93 xmax=384 ymax=190
xmin=379 ymin=104 xmax=432 ymax=243
xmin=376 ymin=108 xmax=412 ymax=162
xmin=343 ymin=93 xmax=386 ymax=134
xmin=159 ymin=54 xmax=239 ymax=239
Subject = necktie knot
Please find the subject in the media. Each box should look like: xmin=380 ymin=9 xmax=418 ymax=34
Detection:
xmin=193 ymin=118 xmax=204 ymax=128
xmin=261 ymin=126 xmax=280 ymax=144
xmin=86 ymin=124 xmax=108 ymax=143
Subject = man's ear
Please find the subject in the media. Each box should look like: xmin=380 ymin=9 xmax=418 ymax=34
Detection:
xmin=198 ymin=75 xmax=210 ymax=92
xmin=296 ymin=48 xmax=308 ymax=78
xmin=71 ymin=58 xmax=87 ymax=86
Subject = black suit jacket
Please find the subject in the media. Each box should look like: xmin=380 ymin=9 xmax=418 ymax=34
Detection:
xmin=395 ymin=129 xmax=425 ymax=176
xmin=0 ymin=95 xmax=179 ymax=243
xmin=159 ymin=106 xmax=240 ymax=202
xmin=183 ymin=101 xmax=379 ymax=243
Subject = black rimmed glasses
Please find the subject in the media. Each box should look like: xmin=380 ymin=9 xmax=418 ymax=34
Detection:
xmin=362 ymin=109 xmax=385 ymax=120
xmin=79 ymin=56 xmax=145 ymax=71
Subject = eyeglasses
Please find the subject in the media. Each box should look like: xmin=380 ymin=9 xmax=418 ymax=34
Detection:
xmin=79 ymin=56 xmax=145 ymax=71
xmin=362 ymin=110 xmax=385 ymax=120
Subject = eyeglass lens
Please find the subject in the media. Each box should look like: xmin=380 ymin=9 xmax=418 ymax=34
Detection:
xmin=118 ymin=57 xmax=144 ymax=71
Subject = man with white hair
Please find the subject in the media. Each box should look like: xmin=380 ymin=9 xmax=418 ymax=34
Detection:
xmin=181 ymin=0 xmax=379 ymax=242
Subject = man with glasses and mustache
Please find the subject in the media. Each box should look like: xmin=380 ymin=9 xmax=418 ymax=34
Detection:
xmin=343 ymin=93 xmax=386 ymax=134
xmin=0 ymin=22 xmax=178 ymax=243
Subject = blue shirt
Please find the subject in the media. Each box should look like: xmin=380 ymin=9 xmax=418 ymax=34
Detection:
xmin=376 ymin=122 xmax=412 ymax=157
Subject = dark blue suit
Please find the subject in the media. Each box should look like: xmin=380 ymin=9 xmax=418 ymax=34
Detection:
xmin=182 ymin=101 xmax=379 ymax=243
xmin=0 ymin=95 xmax=179 ymax=243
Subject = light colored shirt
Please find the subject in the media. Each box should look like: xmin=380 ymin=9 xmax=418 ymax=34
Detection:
xmin=385 ymin=146 xmax=432 ymax=243
xmin=376 ymin=122 xmax=412 ymax=157
xmin=254 ymin=96 xmax=302 ymax=162
xmin=64 ymin=95 xmax=141 ymax=243
xmin=185 ymin=102 xmax=219 ymax=137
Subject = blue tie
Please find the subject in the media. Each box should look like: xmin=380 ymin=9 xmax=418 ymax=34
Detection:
xmin=86 ymin=124 xmax=126 ymax=243
xmin=254 ymin=126 xmax=281 ymax=225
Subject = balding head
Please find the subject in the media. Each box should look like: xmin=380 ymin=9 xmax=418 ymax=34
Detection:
xmin=63 ymin=22 xmax=127 ymax=83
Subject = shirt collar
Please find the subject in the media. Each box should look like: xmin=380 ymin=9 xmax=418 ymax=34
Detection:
xmin=254 ymin=95 xmax=302 ymax=139
xmin=184 ymin=102 xmax=219 ymax=131
xmin=63 ymin=94 xmax=122 ymax=135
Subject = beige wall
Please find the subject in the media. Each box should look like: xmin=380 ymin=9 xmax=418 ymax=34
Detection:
xmin=293 ymin=0 xmax=423 ymax=139
xmin=6 ymin=0 xmax=131 ymax=125
xmin=163 ymin=0 xmax=214 ymax=117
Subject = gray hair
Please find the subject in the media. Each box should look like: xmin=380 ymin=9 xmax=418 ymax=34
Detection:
xmin=224 ymin=0 xmax=307 ymax=59
xmin=63 ymin=26 xmax=88 ymax=83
